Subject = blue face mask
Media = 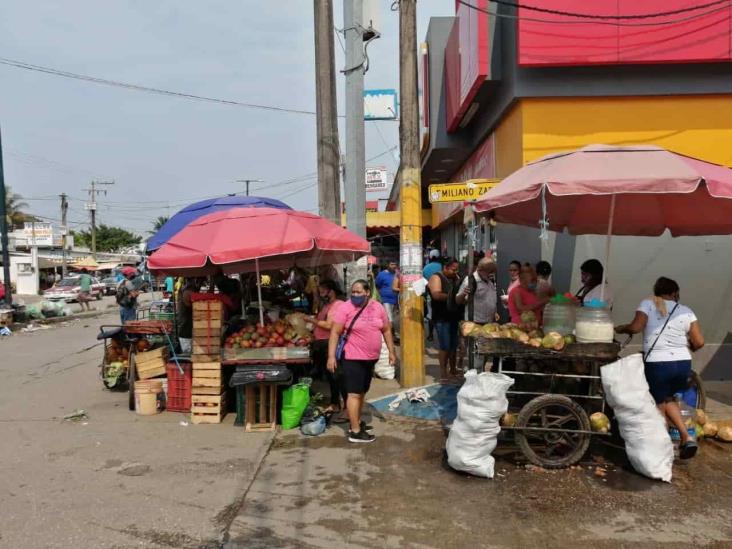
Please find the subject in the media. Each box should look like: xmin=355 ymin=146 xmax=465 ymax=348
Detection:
xmin=351 ymin=295 xmax=367 ymax=307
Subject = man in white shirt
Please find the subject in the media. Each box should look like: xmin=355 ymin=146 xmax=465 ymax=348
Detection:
xmin=456 ymin=258 xmax=498 ymax=323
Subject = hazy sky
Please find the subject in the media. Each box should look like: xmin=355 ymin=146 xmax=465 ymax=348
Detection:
xmin=0 ymin=1 xmax=452 ymax=235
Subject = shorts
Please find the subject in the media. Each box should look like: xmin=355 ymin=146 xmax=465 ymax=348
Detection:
xmin=78 ymin=291 xmax=92 ymax=302
xmin=339 ymin=358 xmax=376 ymax=395
xmin=434 ymin=320 xmax=459 ymax=353
xmin=644 ymin=360 xmax=692 ymax=404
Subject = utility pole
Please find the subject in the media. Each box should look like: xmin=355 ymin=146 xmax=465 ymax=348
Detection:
xmin=0 ymin=125 xmax=12 ymax=306
xmin=398 ymin=0 xmax=425 ymax=387
xmin=84 ymin=180 xmax=114 ymax=259
xmin=314 ymin=0 xmax=342 ymax=225
xmin=235 ymin=179 xmax=263 ymax=197
xmin=60 ymin=193 xmax=68 ymax=277
xmin=343 ymin=0 xmax=366 ymax=242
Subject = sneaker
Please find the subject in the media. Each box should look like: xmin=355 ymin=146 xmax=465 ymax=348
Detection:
xmin=360 ymin=421 xmax=374 ymax=433
xmin=348 ymin=430 xmax=375 ymax=443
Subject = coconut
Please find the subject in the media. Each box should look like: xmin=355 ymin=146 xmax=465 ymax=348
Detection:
xmin=695 ymin=409 xmax=708 ymax=426
xmin=563 ymin=334 xmax=576 ymax=345
xmin=704 ymin=421 xmax=718 ymax=437
xmin=469 ymin=326 xmax=483 ymax=337
xmin=590 ymin=412 xmax=610 ymax=433
xmin=460 ymin=321 xmax=477 ymax=337
xmin=517 ymin=332 xmax=530 ymax=344
xmin=528 ymin=329 xmax=544 ymax=340
xmin=528 ymin=338 xmax=542 ymax=348
xmin=500 ymin=412 xmax=517 ymax=427
xmin=717 ymin=425 xmax=732 ymax=442
xmin=541 ymin=332 xmax=564 ymax=350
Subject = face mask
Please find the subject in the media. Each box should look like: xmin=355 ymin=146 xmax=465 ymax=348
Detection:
xmin=351 ymin=295 xmax=367 ymax=307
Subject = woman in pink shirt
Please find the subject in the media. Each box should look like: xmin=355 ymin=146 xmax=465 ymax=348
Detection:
xmin=308 ymin=280 xmax=345 ymax=414
xmin=328 ymin=279 xmax=396 ymax=443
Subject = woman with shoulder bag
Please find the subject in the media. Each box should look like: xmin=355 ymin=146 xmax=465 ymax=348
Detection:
xmin=327 ymin=279 xmax=397 ymax=443
xmin=616 ymin=277 xmax=705 ymax=459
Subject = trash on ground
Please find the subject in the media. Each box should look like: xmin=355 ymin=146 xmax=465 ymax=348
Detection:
xmin=0 ymin=327 xmax=11 ymax=336
xmin=63 ymin=409 xmax=89 ymax=421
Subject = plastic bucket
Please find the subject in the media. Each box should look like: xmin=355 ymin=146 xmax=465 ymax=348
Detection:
xmin=135 ymin=380 xmax=164 ymax=415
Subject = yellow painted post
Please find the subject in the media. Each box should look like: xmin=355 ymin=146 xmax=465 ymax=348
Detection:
xmin=398 ymin=0 xmax=425 ymax=388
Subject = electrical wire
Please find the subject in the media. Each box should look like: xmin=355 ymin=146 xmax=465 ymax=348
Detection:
xmin=457 ymin=0 xmax=732 ymax=27
xmin=459 ymin=0 xmax=730 ymax=21
xmin=0 ymin=56 xmax=322 ymax=117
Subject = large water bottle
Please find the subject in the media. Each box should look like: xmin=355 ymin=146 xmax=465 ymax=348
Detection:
xmin=669 ymin=395 xmax=697 ymax=441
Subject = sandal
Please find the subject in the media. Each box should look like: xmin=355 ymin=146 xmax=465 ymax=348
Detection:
xmin=680 ymin=440 xmax=698 ymax=459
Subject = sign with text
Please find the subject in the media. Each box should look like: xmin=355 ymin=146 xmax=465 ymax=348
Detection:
xmin=22 ymin=222 xmax=54 ymax=246
xmin=365 ymin=167 xmax=389 ymax=192
xmin=364 ymin=89 xmax=398 ymax=120
xmin=428 ymin=179 xmax=500 ymax=203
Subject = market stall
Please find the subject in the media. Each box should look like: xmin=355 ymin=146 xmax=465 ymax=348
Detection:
xmin=145 ymin=206 xmax=370 ymax=428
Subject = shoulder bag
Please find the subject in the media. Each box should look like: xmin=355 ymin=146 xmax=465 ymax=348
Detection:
xmin=335 ymin=299 xmax=369 ymax=361
xmin=643 ymin=302 xmax=680 ymax=363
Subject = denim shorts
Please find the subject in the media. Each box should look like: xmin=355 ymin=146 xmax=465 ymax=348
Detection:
xmin=644 ymin=360 xmax=692 ymax=404
xmin=434 ymin=320 xmax=459 ymax=353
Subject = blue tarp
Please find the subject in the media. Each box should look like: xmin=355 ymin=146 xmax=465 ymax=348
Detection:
xmin=369 ymin=384 xmax=460 ymax=424
xmin=146 ymin=195 xmax=291 ymax=251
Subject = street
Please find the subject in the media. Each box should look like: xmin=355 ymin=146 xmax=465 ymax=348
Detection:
xmin=2 ymin=314 xmax=732 ymax=548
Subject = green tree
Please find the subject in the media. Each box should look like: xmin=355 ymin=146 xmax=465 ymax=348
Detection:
xmin=4 ymin=186 xmax=30 ymax=230
xmin=72 ymin=224 xmax=142 ymax=252
xmin=150 ymin=215 xmax=170 ymax=233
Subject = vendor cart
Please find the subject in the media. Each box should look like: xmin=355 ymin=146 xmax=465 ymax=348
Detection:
xmin=476 ymin=337 xmax=619 ymax=469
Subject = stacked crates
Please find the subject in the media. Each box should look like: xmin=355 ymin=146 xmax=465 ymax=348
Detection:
xmin=191 ymin=299 xmax=226 ymax=424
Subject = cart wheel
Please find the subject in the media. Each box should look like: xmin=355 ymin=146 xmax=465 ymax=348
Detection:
xmin=128 ymin=352 xmax=136 ymax=411
xmin=690 ymin=370 xmax=706 ymax=410
xmin=515 ymin=394 xmax=591 ymax=469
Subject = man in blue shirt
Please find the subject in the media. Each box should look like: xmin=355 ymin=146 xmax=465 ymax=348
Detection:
xmin=375 ymin=261 xmax=399 ymax=330
xmin=422 ymin=249 xmax=442 ymax=280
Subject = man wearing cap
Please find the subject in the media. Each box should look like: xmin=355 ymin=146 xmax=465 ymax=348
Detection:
xmin=116 ymin=268 xmax=140 ymax=323
xmin=422 ymin=250 xmax=442 ymax=342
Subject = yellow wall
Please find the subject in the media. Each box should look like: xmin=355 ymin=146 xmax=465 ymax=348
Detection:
xmin=521 ymin=95 xmax=732 ymax=166
xmin=495 ymin=102 xmax=525 ymax=177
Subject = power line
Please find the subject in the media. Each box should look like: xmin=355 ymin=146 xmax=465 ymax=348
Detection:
xmin=457 ymin=0 xmax=732 ymax=27
xmin=0 ymin=56 xmax=321 ymax=117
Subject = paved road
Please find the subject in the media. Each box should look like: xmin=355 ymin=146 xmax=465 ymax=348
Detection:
xmin=2 ymin=313 xmax=731 ymax=548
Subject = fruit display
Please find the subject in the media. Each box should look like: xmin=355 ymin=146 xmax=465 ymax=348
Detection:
xmin=224 ymin=318 xmax=313 ymax=350
xmin=462 ymin=320 xmax=577 ymax=352
xmin=105 ymin=338 xmax=130 ymax=366
xmin=590 ymin=412 xmax=610 ymax=434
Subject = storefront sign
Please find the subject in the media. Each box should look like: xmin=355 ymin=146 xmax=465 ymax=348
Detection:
xmin=22 ymin=222 xmax=54 ymax=247
xmin=365 ymin=167 xmax=389 ymax=192
xmin=428 ymin=179 xmax=500 ymax=203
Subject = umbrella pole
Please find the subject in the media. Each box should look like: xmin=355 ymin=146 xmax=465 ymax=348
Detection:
xmin=601 ymin=195 xmax=616 ymax=303
xmin=255 ymin=258 xmax=265 ymax=326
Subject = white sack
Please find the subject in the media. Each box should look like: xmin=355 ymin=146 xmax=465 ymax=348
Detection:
xmin=446 ymin=370 xmax=514 ymax=478
xmin=374 ymin=341 xmax=395 ymax=380
xmin=601 ymin=353 xmax=674 ymax=482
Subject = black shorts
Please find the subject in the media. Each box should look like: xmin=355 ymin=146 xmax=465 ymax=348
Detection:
xmin=339 ymin=358 xmax=376 ymax=395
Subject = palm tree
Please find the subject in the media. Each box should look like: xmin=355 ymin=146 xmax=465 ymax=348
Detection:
xmin=150 ymin=215 xmax=170 ymax=234
xmin=4 ymin=187 xmax=30 ymax=230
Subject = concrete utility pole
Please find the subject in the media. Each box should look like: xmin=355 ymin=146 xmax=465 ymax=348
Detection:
xmin=60 ymin=193 xmax=68 ymax=277
xmin=343 ymin=0 xmax=366 ymax=241
xmin=0 ymin=126 xmax=12 ymax=306
xmin=314 ymin=0 xmax=342 ymax=225
xmin=85 ymin=180 xmax=114 ymax=259
xmin=235 ymin=179 xmax=263 ymax=197
xmin=398 ymin=0 xmax=425 ymax=387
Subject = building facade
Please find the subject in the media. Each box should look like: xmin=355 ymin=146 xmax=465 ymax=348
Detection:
xmin=418 ymin=1 xmax=732 ymax=377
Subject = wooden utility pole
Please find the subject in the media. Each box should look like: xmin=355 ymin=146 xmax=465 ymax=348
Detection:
xmin=235 ymin=178 xmax=263 ymax=197
xmin=398 ymin=0 xmax=425 ymax=387
xmin=85 ymin=180 xmax=114 ymax=259
xmin=0 ymin=125 xmax=12 ymax=306
xmin=313 ymin=0 xmax=341 ymax=225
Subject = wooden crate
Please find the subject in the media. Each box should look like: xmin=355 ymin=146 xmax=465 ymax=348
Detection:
xmin=135 ymin=347 xmax=168 ymax=380
xmin=192 ymin=341 xmax=220 ymax=355
xmin=245 ymin=384 xmax=278 ymax=432
xmin=191 ymin=353 xmax=220 ymax=363
xmin=193 ymin=326 xmax=222 ymax=337
xmin=191 ymin=392 xmax=227 ymax=424
xmin=191 ymin=385 xmax=225 ymax=395
xmin=192 ymin=361 xmax=220 ymax=370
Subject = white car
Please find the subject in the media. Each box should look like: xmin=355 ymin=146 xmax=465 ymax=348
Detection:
xmin=43 ymin=276 xmax=105 ymax=302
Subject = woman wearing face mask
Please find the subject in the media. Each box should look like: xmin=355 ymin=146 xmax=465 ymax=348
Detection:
xmin=616 ymin=277 xmax=704 ymax=459
xmin=328 ymin=280 xmax=396 ymax=443
xmin=308 ymin=280 xmax=345 ymax=414
xmin=576 ymin=258 xmax=613 ymax=308
xmin=507 ymin=264 xmax=548 ymax=325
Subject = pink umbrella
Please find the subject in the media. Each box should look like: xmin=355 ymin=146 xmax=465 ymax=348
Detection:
xmin=474 ymin=144 xmax=732 ymax=299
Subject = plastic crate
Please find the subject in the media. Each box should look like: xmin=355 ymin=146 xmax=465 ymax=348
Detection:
xmin=166 ymin=360 xmax=192 ymax=412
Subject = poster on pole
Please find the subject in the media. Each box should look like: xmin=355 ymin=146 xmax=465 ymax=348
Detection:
xmin=365 ymin=167 xmax=389 ymax=192
xmin=364 ymin=89 xmax=398 ymax=120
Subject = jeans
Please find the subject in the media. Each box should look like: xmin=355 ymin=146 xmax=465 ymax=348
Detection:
xmin=120 ymin=306 xmax=136 ymax=323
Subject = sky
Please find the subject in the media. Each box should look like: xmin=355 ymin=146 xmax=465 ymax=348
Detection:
xmin=0 ymin=0 xmax=453 ymax=236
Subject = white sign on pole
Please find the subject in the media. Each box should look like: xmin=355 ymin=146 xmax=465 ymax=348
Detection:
xmin=365 ymin=167 xmax=389 ymax=192
xmin=364 ymin=89 xmax=398 ymax=120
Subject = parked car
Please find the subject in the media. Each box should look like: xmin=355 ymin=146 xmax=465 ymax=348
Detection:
xmin=101 ymin=276 xmax=119 ymax=296
xmin=43 ymin=276 xmax=105 ymax=302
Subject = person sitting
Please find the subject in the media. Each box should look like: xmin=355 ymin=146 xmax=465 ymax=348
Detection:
xmin=615 ymin=277 xmax=704 ymax=459
xmin=575 ymin=259 xmax=613 ymax=308
xmin=507 ymin=264 xmax=547 ymax=325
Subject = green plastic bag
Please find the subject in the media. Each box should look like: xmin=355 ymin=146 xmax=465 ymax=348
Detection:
xmin=281 ymin=383 xmax=310 ymax=430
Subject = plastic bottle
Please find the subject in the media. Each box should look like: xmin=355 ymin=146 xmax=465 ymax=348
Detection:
xmin=669 ymin=395 xmax=696 ymax=442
